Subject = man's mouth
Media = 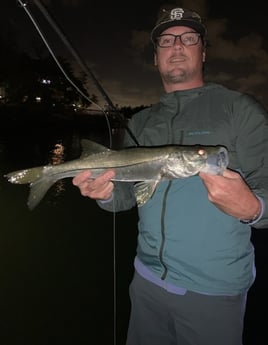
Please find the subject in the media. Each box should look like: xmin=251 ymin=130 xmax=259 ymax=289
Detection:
xmin=169 ymin=57 xmax=186 ymax=63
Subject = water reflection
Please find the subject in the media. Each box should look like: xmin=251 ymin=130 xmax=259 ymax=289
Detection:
xmin=0 ymin=123 xmax=137 ymax=345
xmin=49 ymin=142 xmax=66 ymax=197
xmin=50 ymin=142 xmax=65 ymax=165
xmin=0 ymin=123 xmax=267 ymax=344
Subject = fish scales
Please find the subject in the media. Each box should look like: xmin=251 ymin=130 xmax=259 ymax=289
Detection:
xmin=4 ymin=139 xmax=229 ymax=210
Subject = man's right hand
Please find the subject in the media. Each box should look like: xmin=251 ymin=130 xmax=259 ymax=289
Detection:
xmin=72 ymin=169 xmax=115 ymax=200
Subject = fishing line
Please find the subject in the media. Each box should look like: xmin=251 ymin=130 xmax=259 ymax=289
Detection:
xmin=112 ymin=200 xmax=117 ymax=345
xmin=17 ymin=1 xmax=129 ymax=344
xmin=17 ymin=0 xmax=113 ymax=147
xmin=17 ymin=0 xmax=140 ymax=148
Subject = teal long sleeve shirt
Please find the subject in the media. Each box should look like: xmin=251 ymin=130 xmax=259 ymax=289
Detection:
xmin=98 ymin=83 xmax=268 ymax=295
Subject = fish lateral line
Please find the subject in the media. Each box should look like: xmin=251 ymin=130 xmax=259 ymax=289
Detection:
xmin=4 ymin=139 xmax=229 ymax=210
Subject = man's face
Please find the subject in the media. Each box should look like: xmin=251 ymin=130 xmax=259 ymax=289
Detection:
xmin=154 ymin=26 xmax=206 ymax=87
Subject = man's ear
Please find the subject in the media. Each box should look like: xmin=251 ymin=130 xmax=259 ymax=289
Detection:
xmin=202 ymin=50 xmax=206 ymax=63
xmin=154 ymin=53 xmax=157 ymax=66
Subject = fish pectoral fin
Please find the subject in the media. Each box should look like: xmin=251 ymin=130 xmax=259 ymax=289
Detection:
xmin=134 ymin=181 xmax=159 ymax=207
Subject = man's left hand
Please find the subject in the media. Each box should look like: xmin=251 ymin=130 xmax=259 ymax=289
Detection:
xmin=199 ymin=169 xmax=260 ymax=220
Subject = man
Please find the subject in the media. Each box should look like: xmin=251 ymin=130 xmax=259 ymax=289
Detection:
xmin=73 ymin=7 xmax=268 ymax=345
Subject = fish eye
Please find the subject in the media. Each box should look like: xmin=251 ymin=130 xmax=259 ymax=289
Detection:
xmin=198 ymin=149 xmax=206 ymax=156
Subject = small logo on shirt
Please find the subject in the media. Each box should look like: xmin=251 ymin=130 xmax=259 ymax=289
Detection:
xmin=187 ymin=130 xmax=211 ymax=136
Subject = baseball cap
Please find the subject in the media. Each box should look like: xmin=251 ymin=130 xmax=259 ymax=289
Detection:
xmin=151 ymin=7 xmax=207 ymax=42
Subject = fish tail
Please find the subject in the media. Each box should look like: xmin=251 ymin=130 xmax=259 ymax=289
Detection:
xmin=4 ymin=166 xmax=45 ymax=184
xmin=4 ymin=166 xmax=55 ymax=210
xmin=27 ymin=178 xmax=55 ymax=210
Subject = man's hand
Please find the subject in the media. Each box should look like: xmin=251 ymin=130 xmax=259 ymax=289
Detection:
xmin=72 ymin=169 xmax=115 ymax=200
xmin=199 ymin=169 xmax=261 ymax=220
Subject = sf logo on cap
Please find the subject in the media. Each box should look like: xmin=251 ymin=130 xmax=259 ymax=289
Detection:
xmin=170 ymin=8 xmax=184 ymax=20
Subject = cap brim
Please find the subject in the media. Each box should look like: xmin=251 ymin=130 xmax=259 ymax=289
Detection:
xmin=151 ymin=20 xmax=206 ymax=41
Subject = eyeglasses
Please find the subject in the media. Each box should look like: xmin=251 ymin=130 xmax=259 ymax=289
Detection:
xmin=156 ymin=32 xmax=201 ymax=47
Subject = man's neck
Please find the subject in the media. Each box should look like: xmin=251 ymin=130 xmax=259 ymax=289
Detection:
xmin=163 ymin=79 xmax=204 ymax=93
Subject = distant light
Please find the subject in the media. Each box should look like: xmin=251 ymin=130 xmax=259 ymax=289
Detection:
xmin=35 ymin=97 xmax=42 ymax=103
xmin=18 ymin=1 xmax=27 ymax=7
xmin=41 ymin=79 xmax=51 ymax=85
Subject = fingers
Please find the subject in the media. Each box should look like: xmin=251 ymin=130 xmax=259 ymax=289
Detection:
xmin=221 ymin=169 xmax=240 ymax=179
xmin=72 ymin=170 xmax=92 ymax=186
xmin=199 ymin=168 xmax=239 ymax=180
xmin=72 ymin=169 xmax=115 ymax=200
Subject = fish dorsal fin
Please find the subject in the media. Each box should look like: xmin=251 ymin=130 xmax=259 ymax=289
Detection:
xmin=134 ymin=181 xmax=159 ymax=207
xmin=80 ymin=139 xmax=112 ymax=158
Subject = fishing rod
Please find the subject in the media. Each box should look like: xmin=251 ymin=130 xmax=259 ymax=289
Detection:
xmin=16 ymin=3 xmax=138 ymax=345
xmin=17 ymin=0 xmax=140 ymax=147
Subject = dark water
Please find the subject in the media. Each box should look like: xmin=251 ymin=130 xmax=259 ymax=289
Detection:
xmin=0 ymin=121 xmax=267 ymax=345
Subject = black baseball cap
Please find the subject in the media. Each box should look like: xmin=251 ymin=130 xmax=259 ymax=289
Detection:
xmin=151 ymin=7 xmax=207 ymax=42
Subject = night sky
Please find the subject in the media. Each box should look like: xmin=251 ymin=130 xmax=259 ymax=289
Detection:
xmin=1 ymin=0 xmax=268 ymax=109
xmin=1 ymin=3 xmax=268 ymax=344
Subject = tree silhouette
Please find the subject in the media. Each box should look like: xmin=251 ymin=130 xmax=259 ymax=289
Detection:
xmin=0 ymin=33 xmax=98 ymax=108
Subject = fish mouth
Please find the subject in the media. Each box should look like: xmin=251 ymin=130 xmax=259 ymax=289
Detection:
xmin=202 ymin=147 xmax=229 ymax=175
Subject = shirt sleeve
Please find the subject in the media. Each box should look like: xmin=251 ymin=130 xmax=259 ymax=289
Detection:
xmin=234 ymin=94 xmax=268 ymax=229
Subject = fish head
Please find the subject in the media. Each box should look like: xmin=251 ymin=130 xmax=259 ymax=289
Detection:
xmin=163 ymin=146 xmax=229 ymax=178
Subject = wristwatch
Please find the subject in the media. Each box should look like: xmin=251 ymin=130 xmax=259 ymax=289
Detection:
xmin=240 ymin=211 xmax=260 ymax=224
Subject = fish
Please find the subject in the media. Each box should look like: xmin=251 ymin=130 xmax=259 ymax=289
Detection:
xmin=4 ymin=139 xmax=229 ymax=210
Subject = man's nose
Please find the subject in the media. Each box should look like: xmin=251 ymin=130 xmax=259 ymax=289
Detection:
xmin=174 ymin=36 xmax=183 ymax=47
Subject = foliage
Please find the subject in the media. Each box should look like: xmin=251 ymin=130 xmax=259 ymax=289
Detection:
xmin=119 ymin=105 xmax=149 ymax=118
xmin=0 ymin=34 xmax=97 ymax=107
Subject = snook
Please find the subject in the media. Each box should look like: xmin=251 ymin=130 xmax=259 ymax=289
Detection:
xmin=5 ymin=139 xmax=229 ymax=210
